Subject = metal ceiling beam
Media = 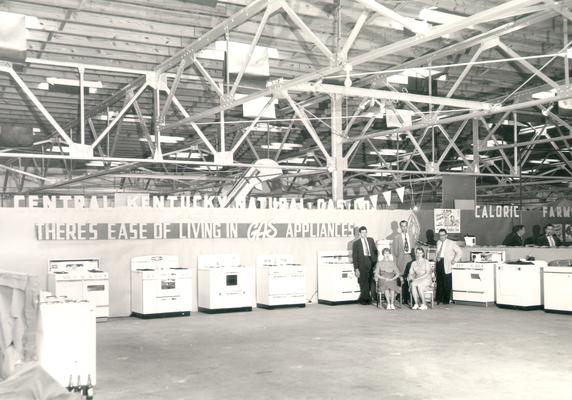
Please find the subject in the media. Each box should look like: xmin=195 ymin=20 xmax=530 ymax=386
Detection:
xmin=291 ymin=82 xmax=492 ymax=109
xmin=347 ymin=87 xmax=572 ymax=143
xmin=284 ymin=93 xmax=331 ymax=159
xmin=283 ymin=9 xmax=557 ymax=113
xmin=0 ymin=164 xmax=53 ymax=183
xmin=91 ymin=83 xmax=148 ymax=148
xmin=0 ymin=64 xmax=73 ymax=145
xmin=164 ymin=0 xmax=545 ymax=131
xmin=354 ymin=0 xmax=419 ymax=33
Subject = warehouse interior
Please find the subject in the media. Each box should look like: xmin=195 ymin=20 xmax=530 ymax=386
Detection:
xmin=1 ymin=0 xmax=572 ymax=399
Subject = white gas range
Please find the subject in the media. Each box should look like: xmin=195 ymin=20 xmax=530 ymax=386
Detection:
xmin=47 ymin=258 xmax=109 ymax=318
xmin=197 ymin=253 xmax=254 ymax=313
xmin=130 ymin=255 xmax=192 ymax=319
xmin=452 ymin=261 xmax=497 ymax=306
xmin=317 ymin=250 xmax=360 ymax=305
xmin=256 ymin=254 xmax=306 ymax=309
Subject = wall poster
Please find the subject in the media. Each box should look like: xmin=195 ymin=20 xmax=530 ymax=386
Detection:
xmin=434 ymin=208 xmax=461 ymax=233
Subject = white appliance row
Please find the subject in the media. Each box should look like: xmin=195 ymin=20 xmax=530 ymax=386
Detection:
xmin=47 ymin=258 xmax=109 ymax=318
xmin=130 ymin=255 xmax=192 ymax=318
xmin=452 ymin=251 xmax=572 ymax=313
xmin=256 ymin=255 xmax=306 ymax=309
xmin=37 ymin=296 xmax=96 ymax=389
xmin=317 ymin=250 xmax=360 ymax=305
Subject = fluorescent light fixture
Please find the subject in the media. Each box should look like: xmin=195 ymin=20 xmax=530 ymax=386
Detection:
xmin=33 ymin=127 xmax=41 ymax=135
xmin=450 ymin=166 xmax=468 ymax=171
xmin=38 ymin=78 xmax=102 ymax=94
xmin=97 ymin=113 xmax=152 ymax=123
xmin=519 ymin=124 xmax=555 ymax=134
xmin=362 ymin=111 xmax=385 ymax=119
xmin=193 ymin=165 xmax=222 ymax=171
xmin=261 ymin=142 xmax=303 ymax=150
xmin=486 ymin=139 xmax=507 ymax=147
xmin=387 ymin=68 xmax=446 ymax=85
xmin=368 ymin=162 xmax=397 ymax=167
xmin=47 ymin=145 xmax=69 ymax=153
xmin=286 ymin=169 xmax=315 ymax=174
xmin=521 ymin=169 xmax=537 ymax=174
xmin=529 ymin=159 xmax=559 ymax=164
xmin=501 ymin=120 xmax=527 ymax=127
xmin=532 ymin=89 xmax=557 ymax=99
xmin=368 ymin=149 xmax=406 ymax=156
xmin=168 ymin=152 xmax=201 ymax=159
xmin=456 ymin=154 xmax=489 ymax=161
xmin=402 ymin=17 xmax=430 ymax=33
xmin=139 ymin=136 xmax=184 ymax=144
xmin=249 ymin=124 xmax=290 ymax=133
xmin=419 ymin=7 xmax=465 ymax=25
xmin=282 ymin=158 xmax=315 ymax=164
xmin=367 ymin=172 xmax=391 ymax=177
xmin=85 ymin=161 xmax=121 ymax=167
xmin=372 ymin=133 xmax=400 ymax=141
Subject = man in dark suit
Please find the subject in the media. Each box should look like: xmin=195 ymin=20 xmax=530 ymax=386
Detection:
xmin=391 ymin=220 xmax=417 ymax=305
xmin=536 ymin=224 xmax=562 ymax=247
xmin=502 ymin=225 xmax=525 ymax=246
xmin=352 ymin=226 xmax=378 ymax=305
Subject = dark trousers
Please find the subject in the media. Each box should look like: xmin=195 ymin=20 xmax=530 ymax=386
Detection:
xmin=358 ymin=262 xmax=374 ymax=303
xmin=436 ymin=259 xmax=452 ymax=304
xmin=398 ymin=255 xmax=413 ymax=304
xmin=401 ymin=263 xmax=412 ymax=305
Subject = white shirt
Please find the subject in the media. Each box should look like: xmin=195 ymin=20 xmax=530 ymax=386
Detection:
xmin=361 ymin=237 xmax=371 ymax=256
xmin=437 ymin=240 xmax=446 ymax=259
xmin=547 ymin=235 xmax=555 ymax=247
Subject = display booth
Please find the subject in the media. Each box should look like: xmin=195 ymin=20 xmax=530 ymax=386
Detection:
xmin=0 ymin=201 xmax=414 ymax=317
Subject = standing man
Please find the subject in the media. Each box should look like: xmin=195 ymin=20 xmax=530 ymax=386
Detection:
xmin=435 ymin=229 xmax=463 ymax=305
xmin=391 ymin=220 xmax=417 ymax=305
xmin=352 ymin=226 xmax=379 ymax=305
xmin=536 ymin=224 xmax=562 ymax=247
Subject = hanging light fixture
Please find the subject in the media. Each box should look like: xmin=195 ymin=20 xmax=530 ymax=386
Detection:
xmin=344 ymin=64 xmax=353 ymax=88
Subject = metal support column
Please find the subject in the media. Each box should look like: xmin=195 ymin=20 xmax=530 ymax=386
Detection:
xmin=331 ymin=94 xmax=344 ymax=202
xmin=472 ymin=119 xmax=480 ymax=173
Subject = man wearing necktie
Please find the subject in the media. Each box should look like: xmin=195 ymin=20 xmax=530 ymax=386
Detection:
xmin=391 ymin=220 xmax=417 ymax=305
xmin=352 ymin=226 xmax=379 ymax=305
xmin=435 ymin=229 xmax=463 ymax=305
xmin=536 ymin=224 xmax=562 ymax=247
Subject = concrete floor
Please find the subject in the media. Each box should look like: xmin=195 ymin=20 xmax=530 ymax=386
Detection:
xmin=95 ymin=304 xmax=572 ymax=400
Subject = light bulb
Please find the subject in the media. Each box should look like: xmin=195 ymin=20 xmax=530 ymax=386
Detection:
xmin=343 ymin=64 xmax=353 ymax=88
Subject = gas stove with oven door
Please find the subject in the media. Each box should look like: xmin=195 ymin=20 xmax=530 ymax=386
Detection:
xmin=130 ymin=255 xmax=192 ymax=319
xmin=197 ymin=254 xmax=253 ymax=313
xmin=317 ymin=250 xmax=360 ymax=305
xmin=256 ymin=254 xmax=306 ymax=309
xmin=47 ymin=258 xmax=109 ymax=318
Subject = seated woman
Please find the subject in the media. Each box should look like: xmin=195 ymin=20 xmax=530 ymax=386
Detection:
xmin=408 ymin=247 xmax=432 ymax=311
xmin=373 ymin=248 xmax=401 ymax=310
